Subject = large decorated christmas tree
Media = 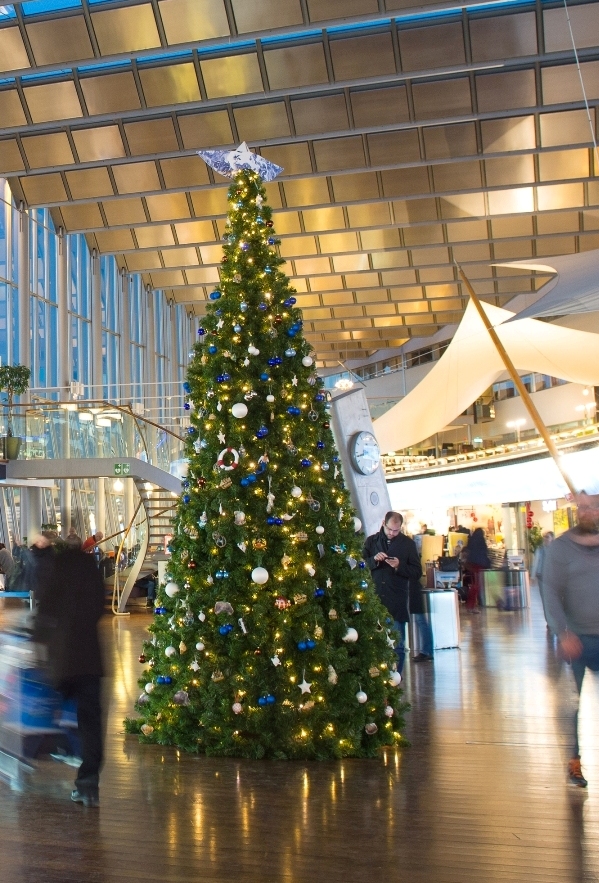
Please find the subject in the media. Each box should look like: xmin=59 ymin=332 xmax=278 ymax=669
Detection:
xmin=127 ymin=145 xmax=406 ymax=759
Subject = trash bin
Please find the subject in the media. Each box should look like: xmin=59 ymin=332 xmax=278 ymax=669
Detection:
xmin=410 ymin=588 xmax=460 ymax=655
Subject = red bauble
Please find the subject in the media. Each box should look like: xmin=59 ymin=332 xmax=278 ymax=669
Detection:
xmin=266 ymin=221 xmax=274 ymax=228
xmin=197 ymin=477 xmax=206 ymax=488
xmin=322 ymin=422 xmax=330 ymax=429
xmin=273 ymin=315 xmax=283 ymax=325
xmin=138 ymin=654 xmax=146 ymax=663
xmin=188 ymin=561 xmax=197 ymax=569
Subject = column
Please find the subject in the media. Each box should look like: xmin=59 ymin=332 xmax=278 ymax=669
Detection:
xmin=21 ymin=486 xmax=42 ymax=545
xmin=91 ymin=250 xmax=103 ymax=397
xmin=120 ymin=271 xmax=131 ymax=404
xmin=17 ymin=205 xmax=30 ymax=369
xmin=57 ymin=229 xmax=71 ymax=535
xmin=145 ymin=286 xmax=157 ymax=462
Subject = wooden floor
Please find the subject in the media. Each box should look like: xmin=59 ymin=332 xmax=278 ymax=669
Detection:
xmin=1 ymin=588 xmax=598 ymax=883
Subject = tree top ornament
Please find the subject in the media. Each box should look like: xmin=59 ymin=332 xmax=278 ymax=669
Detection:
xmin=198 ymin=141 xmax=283 ymax=182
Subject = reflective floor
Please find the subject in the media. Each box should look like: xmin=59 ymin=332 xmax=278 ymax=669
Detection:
xmin=0 ymin=588 xmax=598 ymax=883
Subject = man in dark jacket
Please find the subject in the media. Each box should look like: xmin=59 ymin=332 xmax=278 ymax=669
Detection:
xmin=34 ymin=534 xmax=105 ymax=807
xmin=363 ymin=511 xmax=422 ymax=672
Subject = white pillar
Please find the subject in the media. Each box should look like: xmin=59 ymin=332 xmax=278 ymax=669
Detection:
xmin=91 ymin=250 xmax=103 ymax=398
xmin=120 ymin=271 xmax=131 ymax=403
xmin=58 ymin=228 xmax=71 ymax=536
xmin=17 ymin=205 xmax=30 ymax=369
xmin=21 ymin=486 xmax=42 ymax=545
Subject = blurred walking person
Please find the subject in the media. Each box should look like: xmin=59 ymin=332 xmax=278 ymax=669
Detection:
xmin=462 ymin=528 xmax=490 ymax=613
xmin=34 ymin=534 xmax=105 ymax=806
xmin=544 ymin=494 xmax=599 ymax=788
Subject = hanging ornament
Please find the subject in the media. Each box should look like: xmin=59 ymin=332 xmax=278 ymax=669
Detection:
xmin=238 ymin=617 xmax=248 ymax=634
xmin=144 ymin=682 xmax=155 ymax=694
xmin=298 ymin=671 xmax=312 ymax=694
xmin=165 ymin=646 xmax=176 ymax=657
xmin=327 ymin=665 xmax=338 ymax=684
xmin=211 ymin=671 xmax=225 ymax=682
xmin=356 ymin=689 xmax=368 ymax=704
xmin=219 ymin=477 xmax=232 ymax=489
xmin=248 ymin=345 xmax=260 ymax=356
xmin=165 ymin=581 xmax=180 ymax=598
xmin=308 ymin=410 xmax=318 ymax=422
xmin=179 ymin=641 xmax=187 ymax=654
xmin=196 ymin=641 xmax=205 ymax=651
xmin=251 ymin=566 xmax=269 ymax=585
xmin=232 ymin=702 xmax=243 ymax=714
xmin=353 ymin=517 xmax=363 ymax=533
xmin=173 ymin=690 xmax=190 ymax=706
xmin=198 ymin=611 xmax=206 ymax=622
xmin=290 ymin=486 xmax=302 ymax=498
xmin=302 ymin=356 xmax=313 ymax=367
xmin=271 ymin=655 xmax=281 ymax=666
xmin=216 ymin=447 xmax=239 ymax=470
xmin=275 ymin=597 xmax=290 ymax=609
xmin=141 ymin=724 xmax=154 ymax=736
xmin=315 ymin=525 xmax=325 ymax=535
xmin=329 ymin=609 xmax=338 ymax=620
xmin=384 ymin=706 xmax=394 ymax=718
xmin=212 ymin=532 xmax=227 ymax=548
xmin=389 ymin=671 xmax=402 ymax=687
xmin=214 ymin=601 xmax=234 ymax=615
xmin=231 ymin=402 xmax=248 ymax=419
xmin=293 ymin=593 xmax=307 ymax=605
xmin=234 ymin=510 xmax=246 ymax=525
xmin=369 ymin=666 xmax=380 ymax=678
xmin=253 ymin=537 xmax=267 ymax=550
xmin=190 ymin=659 xmax=200 ymax=671
xmin=352 ymin=601 xmax=362 ymax=614
xmin=307 ymin=494 xmax=320 ymax=512
xmin=343 ymin=628 xmax=358 ymax=643
xmin=365 ymin=723 xmax=378 ymax=735
xmin=266 ymin=394 xmax=275 ymax=403
xmin=238 ymin=541 xmax=247 ymax=553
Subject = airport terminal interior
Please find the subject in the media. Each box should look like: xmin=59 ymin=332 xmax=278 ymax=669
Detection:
xmin=0 ymin=0 xmax=597 ymax=879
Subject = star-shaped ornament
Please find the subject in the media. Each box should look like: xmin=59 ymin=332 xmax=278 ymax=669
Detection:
xmin=386 ymin=631 xmax=396 ymax=649
xmin=217 ymin=430 xmax=226 ymax=444
xmin=193 ymin=439 xmax=203 ymax=453
xmin=216 ymin=318 xmax=224 ymax=330
xmin=197 ymin=141 xmax=283 ymax=182
xmin=190 ymin=659 xmax=200 ymax=672
xmin=298 ymin=676 xmax=312 ymax=695
xmin=271 ymin=655 xmax=281 ymax=667
xmin=291 ymin=375 xmax=298 ymax=387
xmin=326 ymin=578 xmax=332 ymax=588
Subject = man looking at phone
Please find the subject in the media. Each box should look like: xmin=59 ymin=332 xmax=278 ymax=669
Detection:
xmin=362 ymin=511 xmax=422 ymax=672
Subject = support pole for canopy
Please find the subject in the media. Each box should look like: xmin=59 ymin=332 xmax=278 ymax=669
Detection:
xmin=457 ymin=264 xmax=578 ymax=496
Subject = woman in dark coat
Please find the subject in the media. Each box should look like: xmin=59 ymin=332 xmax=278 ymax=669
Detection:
xmin=462 ymin=527 xmax=491 ymax=613
xmin=34 ymin=535 xmax=105 ymax=807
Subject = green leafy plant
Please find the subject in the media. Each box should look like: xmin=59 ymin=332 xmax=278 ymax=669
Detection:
xmin=527 ymin=524 xmax=543 ymax=552
xmin=0 ymin=364 xmax=30 ymax=436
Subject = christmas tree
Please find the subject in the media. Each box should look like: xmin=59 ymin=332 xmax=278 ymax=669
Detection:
xmin=127 ymin=146 xmax=407 ymax=759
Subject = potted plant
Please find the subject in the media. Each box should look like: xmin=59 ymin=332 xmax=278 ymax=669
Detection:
xmin=0 ymin=364 xmax=30 ymax=459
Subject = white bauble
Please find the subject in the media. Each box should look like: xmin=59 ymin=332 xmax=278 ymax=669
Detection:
xmin=290 ymin=486 xmax=302 ymax=498
xmin=232 ymin=702 xmax=243 ymax=715
xmin=165 ymin=646 xmax=176 ymax=657
xmin=251 ymin=566 xmax=269 ymax=585
xmin=388 ymin=671 xmax=402 ymax=687
xmin=196 ymin=641 xmax=205 ymax=651
xmin=302 ymin=356 xmax=313 ymax=367
xmin=165 ymin=581 xmax=180 ymax=598
xmin=266 ymin=394 xmax=275 ymax=403
xmin=384 ymin=706 xmax=394 ymax=718
xmin=315 ymin=525 xmax=325 ymax=535
xmin=231 ymin=402 xmax=248 ymax=419
xmin=353 ymin=517 xmax=362 ymax=533
xmin=198 ymin=611 xmax=206 ymax=622
xmin=342 ymin=628 xmax=358 ymax=643
xmin=356 ymin=690 xmax=368 ymax=704
xmin=144 ymin=682 xmax=155 ymax=694
xmin=248 ymin=345 xmax=260 ymax=356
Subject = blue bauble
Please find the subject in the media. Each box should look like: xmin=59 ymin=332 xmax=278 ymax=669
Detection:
xmin=256 ymin=426 xmax=269 ymax=439
xmin=198 ymin=328 xmax=206 ymax=336
xmin=265 ymin=266 xmax=272 ymax=273
xmin=260 ymin=373 xmax=269 ymax=382
xmin=187 ymin=427 xmax=196 ymax=435
xmin=267 ymin=358 xmax=277 ymax=367
xmin=266 ymin=694 xmax=276 ymax=705
xmin=306 ymin=639 xmax=316 ymax=650
xmin=222 ymin=373 xmax=231 ymax=381
xmin=272 ymin=356 xmax=282 ymax=366
xmin=234 ymin=325 xmax=242 ymax=333
xmin=287 ymin=329 xmax=297 ymax=338
xmin=286 ymin=406 xmax=296 ymax=415
xmin=285 ymin=348 xmax=296 ymax=357
xmin=183 ymin=382 xmax=191 ymax=393
xmin=209 ymin=290 xmax=221 ymax=301
xmin=164 ymin=677 xmax=172 ymax=684
xmin=240 ymin=242 xmax=249 ymax=251
xmin=258 ymin=303 xmax=267 ymax=311
xmin=184 ymin=402 xmax=191 ymax=410
xmin=247 ymin=473 xmax=257 ymax=484
xmin=240 ymin=302 xmax=248 ymax=312
xmin=283 ymin=297 xmax=297 ymax=307
xmin=300 ymin=459 xmax=312 ymax=468
xmin=154 ymin=606 xmax=167 ymax=615
xmin=314 ymin=394 xmax=325 ymax=402
xmin=222 ymin=571 xmax=229 ymax=579
xmin=216 ymin=375 xmax=224 ymax=383
xmin=274 ymin=518 xmax=283 ymax=526
xmin=182 ymin=480 xmax=189 ymax=489
xmin=240 ymin=478 xmax=249 ymax=487
xmin=215 ymin=309 xmax=222 ymax=316
xmin=182 ymin=494 xmax=190 ymax=504
xmin=215 ymin=570 xmax=224 ymax=580
xmin=361 ymin=580 xmax=368 ymax=588
xmin=297 ymin=641 xmax=307 ymax=652
xmin=359 ymin=561 xmax=366 ymax=569
xmin=258 ymin=696 xmax=267 ymax=707
xmin=314 ymin=588 xmax=325 ymax=598
xmin=332 ymin=456 xmax=339 ymax=462
xmin=267 ymin=516 xmax=276 ymax=525
xmin=208 ymin=345 xmax=217 ymax=354
xmin=267 ymin=237 xmax=276 ymax=245
xmin=316 ymin=441 xmax=325 ymax=449
xmin=219 ymin=625 xmax=228 ymax=635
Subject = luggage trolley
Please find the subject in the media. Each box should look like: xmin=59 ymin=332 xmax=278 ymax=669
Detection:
xmin=0 ymin=618 xmax=63 ymax=790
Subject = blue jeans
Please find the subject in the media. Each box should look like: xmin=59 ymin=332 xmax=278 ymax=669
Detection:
xmin=414 ymin=613 xmax=434 ymax=657
xmin=393 ymin=620 xmax=406 ymax=673
xmin=570 ymin=634 xmax=599 ymax=757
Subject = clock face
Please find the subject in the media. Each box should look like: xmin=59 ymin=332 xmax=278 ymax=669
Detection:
xmin=349 ymin=431 xmax=381 ymax=475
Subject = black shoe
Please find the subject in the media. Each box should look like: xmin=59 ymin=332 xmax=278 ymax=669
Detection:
xmin=413 ymin=653 xmax=433 ymax=662
xmin=71 ymin=788 xmax=100 ymax=807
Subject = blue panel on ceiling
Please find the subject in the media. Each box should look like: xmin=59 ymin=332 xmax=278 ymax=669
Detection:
xmin=21 ymin=0 xmax=80 ymax=13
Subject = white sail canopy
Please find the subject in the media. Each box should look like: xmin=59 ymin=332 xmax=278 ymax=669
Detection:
xmin=373 ymin=299 xmax=599 ymax=453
